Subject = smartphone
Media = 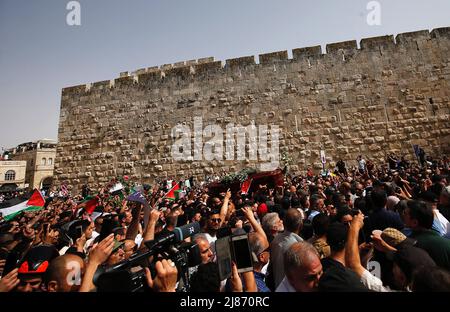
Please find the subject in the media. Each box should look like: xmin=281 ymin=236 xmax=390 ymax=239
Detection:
xmin=2 ymin=251 xmax=21 ymax=277
xmin=215 ymin=237 xmax=232 ymax=280
xmin=230 ymin=234 xmax=253 ymax=273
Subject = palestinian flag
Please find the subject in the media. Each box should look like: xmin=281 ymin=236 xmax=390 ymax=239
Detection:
xmin=0 ymin=189 xmax=45 ymax=221
xmin=241 ymin=178 xmax=253 ymax=195
xmin=76 ymin=196 xmax=99 ymax=215
xmin=165 ymin=182 xmax=180 ymax=201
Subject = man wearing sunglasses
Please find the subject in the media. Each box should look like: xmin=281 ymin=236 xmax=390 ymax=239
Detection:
xmin=204 ymin=190 xmax=232 ymax=246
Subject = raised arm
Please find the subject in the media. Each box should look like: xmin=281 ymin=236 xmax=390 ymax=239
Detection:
xmin=125 ymin=203 xmax=143 ymax=240
xmin=142 ymin=209 xmax=161 ymax=246
xmin=219 ymin=189 xmax=231 ymax=228
xmin=79 ymin=234 xmax=114 ymax=292
xmin=345 ymin=212 xmax=366 ymax=277
xmin=242 ymin=207 xmax=267 ymax=242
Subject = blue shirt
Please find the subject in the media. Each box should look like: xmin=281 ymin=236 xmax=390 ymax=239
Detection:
xmin=224 ymin=270 xmax=271 ymax=292
xmin=254 ymin=271 xmax=271 ymax=292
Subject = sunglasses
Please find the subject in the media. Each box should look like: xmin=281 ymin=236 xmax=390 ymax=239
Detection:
xmin=201 ymin=247 xmax=212 ymax=254
xmin=210 ymin=218 xmax=221 ymax=223
xmin=258 ymin=246 xmax=270 ymax=256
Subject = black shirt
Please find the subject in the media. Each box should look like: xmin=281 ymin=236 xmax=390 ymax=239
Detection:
xmin=366 ymin=208 xmax=404 ymax=234
xmin=319 ymin=258 xmax=369 ymax=292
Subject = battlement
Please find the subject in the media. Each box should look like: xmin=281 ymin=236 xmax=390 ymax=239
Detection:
xmin=61 ymin=26 xmax=450 ymax=95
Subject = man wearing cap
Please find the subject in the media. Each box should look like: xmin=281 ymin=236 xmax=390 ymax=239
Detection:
xmin=402 ymin=200 xmax=450 ymax=271
xmin=105 ymin=240 xmax=125 ymax=266
xmin=16 ymin=245 xmax=60 ymax=292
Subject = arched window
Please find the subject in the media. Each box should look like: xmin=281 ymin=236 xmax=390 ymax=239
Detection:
xmin=41 ymin=158 xmax=46 ymax=165
xmin=5 ymin=170 xmax=15 ymax=181
xmin=48 ymin=158 xmax=53 ymax=165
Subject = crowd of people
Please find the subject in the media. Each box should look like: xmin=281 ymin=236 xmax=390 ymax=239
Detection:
xmin=1 ymin=153 xmax=450 ymax=292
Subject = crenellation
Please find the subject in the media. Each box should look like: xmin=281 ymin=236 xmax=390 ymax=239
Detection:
xmin=225 ymin=56 xmax=256 ymax=68
xmin=292 ymin=46 xmax=322 ymax=60
xmin=198 ymin=57 xmax=215 ymax=64
xmin=173 ymin=61 xmax=186 ymax=68
xmin=431 ymin=27 xmax=450 ymax=38
xmin=395 ymin=30 xmax=430 ymax=45
xmin=114 ymin=75 xmax=134 ymax=86
xmin=163 ymin=65 xmax=192 ymax=78
xmin=137 ymin=70 xmax=162 ymax=84
xmin=326 ymin=40 xmax=358 ymax=54
xmin=193 ymin=61 xmax=222 ymax=74
xmin=259 ymin=50 xmax=288 ymax=64
xmin=360 ymin=35 xmax=395 ymax=51
xmin=62 ymin=84 xmax=86 ymax=95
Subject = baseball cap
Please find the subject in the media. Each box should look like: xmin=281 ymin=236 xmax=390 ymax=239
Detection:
xmin=381 ymin=228 xmax=409 ymax=247
xmin=112 ymin=240 xmax=125 ymax=253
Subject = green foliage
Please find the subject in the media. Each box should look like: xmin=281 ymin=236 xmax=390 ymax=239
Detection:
xmin=281 ymin=150 xmax=293 ymax=167
xmin=220 ymin=168 xmax=257 ymax=184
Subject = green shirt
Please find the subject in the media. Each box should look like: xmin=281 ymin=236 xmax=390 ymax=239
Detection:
xmin=411 ymin=229 xmax=450 ymax=271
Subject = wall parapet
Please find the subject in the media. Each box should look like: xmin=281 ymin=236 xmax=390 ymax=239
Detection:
xmin=62 ymin=26 xmax=450 ymax=95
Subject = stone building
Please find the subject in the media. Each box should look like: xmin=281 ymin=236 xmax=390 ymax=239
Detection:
xmin=55 ymin=27 xmax=450 ymax=194
xmin=0 ymin=160 xmax=27 ymax=192
xmin=8 ymin=139 xmax=57 ymax=190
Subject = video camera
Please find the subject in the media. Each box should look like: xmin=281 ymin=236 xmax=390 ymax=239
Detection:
xmin=94 ymin=222 xmax=202 ymax=292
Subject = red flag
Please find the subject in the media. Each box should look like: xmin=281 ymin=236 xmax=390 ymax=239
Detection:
xmin=165 ymin=182 xmax=180 ymax=201
xmin=27 ymin=189 xmax=45 ymax=207
xmin=241 ymin=178 xmax=252 ymax=195
xmin=84 ymin=197 xmax=99 ymax=215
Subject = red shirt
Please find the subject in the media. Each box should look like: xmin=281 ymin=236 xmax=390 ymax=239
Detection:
xmin=257 ymin=203 xmax=268 ymax=217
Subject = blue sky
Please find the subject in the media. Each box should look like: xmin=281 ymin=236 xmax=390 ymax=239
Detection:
xmin=1 ymin=0 xmax=449 ymax=150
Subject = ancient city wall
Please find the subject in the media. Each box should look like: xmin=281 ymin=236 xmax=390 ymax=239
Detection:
xmin=54 ymin=27 xmax=450 ymax=192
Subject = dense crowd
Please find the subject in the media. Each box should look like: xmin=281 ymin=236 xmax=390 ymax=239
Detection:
xmin=1 ymin=153 xmax=450 ymax=292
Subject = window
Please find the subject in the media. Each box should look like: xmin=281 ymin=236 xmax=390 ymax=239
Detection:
xmin=5 ymin=170 xmax=15 ymax=181
xmin=41 ymin=158 xmax=46 ymax=165
xmin=48 ymin=158 xmax=53 ymax=165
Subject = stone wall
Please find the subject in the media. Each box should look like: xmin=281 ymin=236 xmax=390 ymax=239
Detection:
xmin=55 ymin=27 xmax=450 ymax=193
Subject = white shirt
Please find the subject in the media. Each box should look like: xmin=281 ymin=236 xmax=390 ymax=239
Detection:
xmin=275 ymin=276 xmax=296 ymax=292
xmin=135 ymin=233 xmax=144 ymax=248
xmin=59 ymin=246 xmax=69 ymax=256
xmin=358 ymin=159 xmax=366 ymax=170
xmin=84 ymin=231 xmax=100 ymax=252
xmin=204 ymin=233 xmax=217 ymax=245
xmin=360 ymin=269 xmax=392 ymax=292
xmin=433 ymin=209 xmax=450 ymax=237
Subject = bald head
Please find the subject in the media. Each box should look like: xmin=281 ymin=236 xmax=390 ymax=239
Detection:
xmin=248 ymin=232 xmax=270 ymax=266
xmin=45 ymin=254 xmax=85 ymax=292
xmin=284 ymin=208 xmax=303 ymax=233
xmin=284 ymin=242 xmax=322 ymax=292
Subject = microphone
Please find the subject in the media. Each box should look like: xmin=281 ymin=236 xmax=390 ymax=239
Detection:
xmin=144 ymin=222 xmax=201 ymax=250
xmin=173 ymin=222 xmax=201 ymax=242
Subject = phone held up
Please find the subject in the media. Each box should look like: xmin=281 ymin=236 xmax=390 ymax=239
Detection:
xmin=215 ymin=233 xmax=253 ymax=281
